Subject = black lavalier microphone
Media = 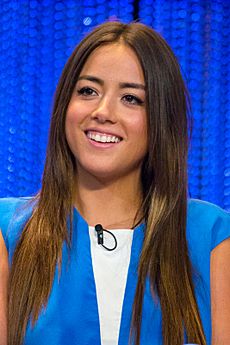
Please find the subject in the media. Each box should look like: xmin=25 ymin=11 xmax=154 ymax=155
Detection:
xmin=95 ymin=224 xmax=117 ymax=251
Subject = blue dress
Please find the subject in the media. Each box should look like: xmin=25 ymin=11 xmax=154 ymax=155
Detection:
xmin=0 ymin=197 xmax=230 ymax=345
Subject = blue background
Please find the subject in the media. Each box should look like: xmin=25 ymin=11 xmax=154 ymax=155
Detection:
xmin=0 ymin=0 xmax=230 ymax=209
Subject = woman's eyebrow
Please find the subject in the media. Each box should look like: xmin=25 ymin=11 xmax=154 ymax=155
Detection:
xmin=78 ymin=75 xmax=103 ymax=85
xmin=119 ymin=82 xmax=145 ymax=90
xmin=78 ymin=75 xmax=145 ymax=90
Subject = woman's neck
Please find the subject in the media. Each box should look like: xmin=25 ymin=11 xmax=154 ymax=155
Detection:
xmin=73 ymin=170 xmax=143 ymax=229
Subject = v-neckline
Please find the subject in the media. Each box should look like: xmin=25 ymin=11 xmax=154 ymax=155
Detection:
xmin=72 ymin=208 xmax=145 ymax=345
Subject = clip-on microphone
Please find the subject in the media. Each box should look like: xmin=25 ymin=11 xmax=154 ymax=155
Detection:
xmin=95 ymin=224 xmax=117 ymax=251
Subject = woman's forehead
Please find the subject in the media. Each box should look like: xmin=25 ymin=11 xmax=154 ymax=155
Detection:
xmin=79 ymin=43 xmax=145 ymax=86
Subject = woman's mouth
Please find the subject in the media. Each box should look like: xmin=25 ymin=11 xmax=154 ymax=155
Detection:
xmin=85 ymin=131 xmax=122 ymax=144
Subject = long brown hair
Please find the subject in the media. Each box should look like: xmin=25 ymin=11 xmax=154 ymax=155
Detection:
xmin=9 ymin=22 xmax=206 ymax=345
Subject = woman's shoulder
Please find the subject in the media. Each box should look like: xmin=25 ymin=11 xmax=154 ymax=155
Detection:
xmin=188 ymin=198 xmax=229 ymax=217
xmin=0 ymin=197 xmax=34 ymax=250
xmin=0 ymin=196 xmax=32 ymax=213
xmin=0 ymin=197 xmax=32 ymax=226
xmin=187 ymin=198 xmax=230 ymax=251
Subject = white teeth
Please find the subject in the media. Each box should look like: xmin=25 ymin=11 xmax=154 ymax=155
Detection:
xmin=95 ymin=134 xmax=101 ymax=142
xmin=101 ymin=135 xmax=107 ymax=143
xmin=87 ymin=132 xmax=121 ymax=143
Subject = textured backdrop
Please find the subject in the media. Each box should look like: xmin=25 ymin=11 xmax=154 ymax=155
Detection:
xmin=0 ymin=0 xmax=230 ymax=209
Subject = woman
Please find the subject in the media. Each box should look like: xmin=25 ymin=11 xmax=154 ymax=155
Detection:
xmin=0 ymin=21 xmax=229 ymax=345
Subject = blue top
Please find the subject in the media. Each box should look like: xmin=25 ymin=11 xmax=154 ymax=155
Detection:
xmin=0 ymin=197 xmax=230 ymax=345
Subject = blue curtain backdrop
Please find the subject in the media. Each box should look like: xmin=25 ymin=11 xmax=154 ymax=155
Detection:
xmin=0 ymin=0 xmax=229 ymax=210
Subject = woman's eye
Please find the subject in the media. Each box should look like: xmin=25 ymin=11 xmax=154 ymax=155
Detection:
xmin=122 ymin=94 xmax=144 ymax=105
xmin=77 ymin=87 xmax=97 ymax=96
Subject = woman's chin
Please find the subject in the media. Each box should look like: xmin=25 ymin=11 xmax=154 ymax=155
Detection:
xmin=76 ymin=163 xmax=140 ymax=185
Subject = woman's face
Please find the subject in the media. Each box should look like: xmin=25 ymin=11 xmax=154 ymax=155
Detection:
xmin=65 ymin=43 xmax=148 ymax=182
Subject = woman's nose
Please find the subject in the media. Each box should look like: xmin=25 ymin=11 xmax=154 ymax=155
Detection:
xmin=91 ymin=96 xmax=116 ymax=124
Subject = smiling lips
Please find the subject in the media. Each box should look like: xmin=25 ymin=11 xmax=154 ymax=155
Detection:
xmin=86 ymin=130 xmax=122 ymax=144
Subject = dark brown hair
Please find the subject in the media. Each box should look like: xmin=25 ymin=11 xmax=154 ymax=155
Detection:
xmin=9 ymin=22 xmax=206 ymax=345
